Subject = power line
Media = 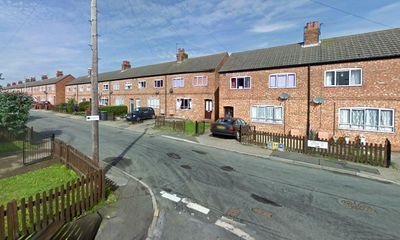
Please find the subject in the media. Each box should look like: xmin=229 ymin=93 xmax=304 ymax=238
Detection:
xmin=309 ymin=0 xmax=394 ymax=28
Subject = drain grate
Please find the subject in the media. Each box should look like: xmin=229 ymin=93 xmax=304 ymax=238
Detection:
xmin=220 ymin=166 xmax=235 ymax=172
xmin=251 ymin=194 xmax=281 ymax=207
xmin=180 ymin=164 xmax=192 ymax=170
xmin=251 ymin=208 xmax=273 ymax=218
xmin=192 ymin=150 xmax=207 ymax=155
xmin=338 ymin=199 xmax=375 ymax=213
xmin=167 ymin=152 xmax=181 ymax=159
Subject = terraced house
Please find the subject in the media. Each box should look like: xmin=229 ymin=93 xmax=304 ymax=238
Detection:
xmin=66 ymin=49 xmax=228 ymax=121
xmin=3 ymin=71 xmax=74 ymax=105
xmin=219 ymin=22 xmax=400 ymax=149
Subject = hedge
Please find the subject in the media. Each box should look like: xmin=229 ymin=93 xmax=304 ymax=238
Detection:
xmin=99 ymin=105 xmax=128 ymax=117
xmin=79 ymin=101 xmax=90 ymax=112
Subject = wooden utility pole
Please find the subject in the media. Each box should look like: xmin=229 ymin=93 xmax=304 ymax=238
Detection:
xmin=90 ymin=0 xmax=99 ymax=163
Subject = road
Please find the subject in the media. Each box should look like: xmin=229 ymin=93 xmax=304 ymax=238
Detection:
xmin=28 ymin=111 xmax=400 ymax=240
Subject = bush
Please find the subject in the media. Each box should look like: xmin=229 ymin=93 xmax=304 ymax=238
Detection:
xmin=79 ymin=101 xmax=90 ymax=112
xmin=99 ymin=105 xmax=127 ymax=117
xmin=54 ymin=103 xmax=67 ymax=112
xmin=0 ymin=92 xmax=33 ymax=131
xmin=66 ymin=99 xmax=76 ymax=113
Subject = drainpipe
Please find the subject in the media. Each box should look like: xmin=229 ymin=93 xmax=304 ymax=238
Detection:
xmin=307 ymin=65 xmax=311 ymax=140
xmin=164 ymin=75 xmax=167 ymax=116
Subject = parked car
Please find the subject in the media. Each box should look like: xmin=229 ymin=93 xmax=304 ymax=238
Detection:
xmin=126 ymin=107 xmax=155 ymax=122
xmin=211 ymin=118 xmax=248 ymax=140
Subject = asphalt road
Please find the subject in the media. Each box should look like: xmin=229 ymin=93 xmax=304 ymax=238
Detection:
xmin=28 ymin=111 xmax=400 ymax=240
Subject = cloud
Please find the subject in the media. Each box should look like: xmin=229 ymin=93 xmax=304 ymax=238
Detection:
xmin=250 ymin=22 xmax=296 ymax=33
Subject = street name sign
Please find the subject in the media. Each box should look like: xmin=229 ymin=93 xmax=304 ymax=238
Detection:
xmin=86 ymin=115 xmax=100 ymax=121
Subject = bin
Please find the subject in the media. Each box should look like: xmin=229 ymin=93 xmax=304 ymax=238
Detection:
xmin=100 ymin=111 xmax=108 ymax=121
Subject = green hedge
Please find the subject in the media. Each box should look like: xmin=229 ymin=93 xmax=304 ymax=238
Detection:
xmin=99 ymin=105 xmax=127 ymax=117
xmin=79 ymin=101 xmax=90 ymax=112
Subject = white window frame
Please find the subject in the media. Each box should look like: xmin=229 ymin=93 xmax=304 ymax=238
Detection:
xmin=115 ymin=97 xmax=124 ymax=105
xmin=147 ymin=98 xmax=160 ymax=109
xmin=86 ymin=85 xmax=91 ymax=92
xmin=113 ymin=83 xmax=120 ymax=91
xmin=176 ymin=98 xmax=192 ymax=110
xmin=79 ymin=86 xmax=84 ymax=92
xmin=324 ymin=68 xmax=362 ymax=87
xmin=138 ymin=80 xmax=147 ymax=89
xmin=125 ymin=82 xmax=132 ymax=90
xmin=251 ymin=105 xmax=284 ymax=124
xmin=338 ymin=107 xmax=394 ymax=133
xmin=193 ymin=76 xmax=208 ymax=87
xmin=269 ymin=73 xmax=296 ymax=88
xmin=172 ymin=77 xmax=185 ymax=88
xmin=154 ymin=79 xmax=163 ymax=88
xmin=99 ymin=97 xmax=109 ymax=106
xmin=230 ymin=76 xmax=251 ymax=89
xmin=103 ymin=83 xmax=109 ymax=91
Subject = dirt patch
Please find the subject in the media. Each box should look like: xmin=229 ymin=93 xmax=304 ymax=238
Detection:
xmin=338 ymin=199 xmax=375 ymax=213
xmin=251 ymin=208 xmax=273 ymax=218
xmin=225 ymin=208 xmax=241 ymax=218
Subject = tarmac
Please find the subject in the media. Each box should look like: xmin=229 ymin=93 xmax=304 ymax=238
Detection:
xmin=39 ymin=111 xmax=400 ymax=239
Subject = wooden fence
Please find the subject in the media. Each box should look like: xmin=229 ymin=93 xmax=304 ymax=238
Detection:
xmin=0 ymin=139 xmax=105 ymax=240
xmin=155 ymin=116 xmax=185 ymax=133
xmin=240 ymin=126 xmax=391 ymax=167
xmin=155 ymin=116 xmax=210 ymax=135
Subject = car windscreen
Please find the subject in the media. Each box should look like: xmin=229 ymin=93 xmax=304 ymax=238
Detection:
xmin=215 ymin=119 xmax=235 ymax=124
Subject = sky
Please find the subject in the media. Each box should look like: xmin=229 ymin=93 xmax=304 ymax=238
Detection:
xmin=0 ymin=0 xmax=399 ymax=84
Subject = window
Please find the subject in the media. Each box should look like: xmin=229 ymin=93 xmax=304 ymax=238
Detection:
xmin=193 ymin=76 xmax=208 ymax=87
xmin=176 ymin=98 xmax=192 ymax=110
xmin=86 ymin=85 xmax=91 ymax=92
xmin=115 ymin=97 xmax=124 ymax=105
xmin=325 ymin=68 xmax=362 ymax=86
xmin=79 ymin=86 xmax=84 ymax=92
xmin=148 ymin=98 xmax=160 ymax=108
xmin=172 ymin=77 xmax=184 ymax=88
xmin=138 ymin=80 xmax=147 ymax=89
xmin=230 ymin=76 xmax=251 ymax=89
xmin=103 ymin=84 xmax=109 ymax=91
xmin=125 ymin=82 xmax=132 ymax=90
xmin=269 ymin=73 xmax=296 ymax=88
xmin=339 ymin=108 xmax=394 ymax=132
xmin=154 ymin=79 xmax=163 ymax=88
xmin=99 ymin=97 xmax=108 ymax=106
xmin=113 ymin=83 xmax=120 ymax=91
xmin=251 ymin=105 xmax=283 ymax=124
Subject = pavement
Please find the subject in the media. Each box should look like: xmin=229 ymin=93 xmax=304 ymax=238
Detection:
xmin=29 ymin=110 xmax=400 ymax=239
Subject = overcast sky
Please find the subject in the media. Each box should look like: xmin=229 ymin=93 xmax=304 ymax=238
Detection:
xmin=0 ymin=0 xmax=399 ymax=84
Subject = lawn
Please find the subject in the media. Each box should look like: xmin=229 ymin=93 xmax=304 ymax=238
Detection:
xmin=0 ymin=164 xmax=78 ymax=206
xmin=0 ymin=141 xmax=24 ymax=154
xmin=155 ymin=120 xmax=210 ymax=136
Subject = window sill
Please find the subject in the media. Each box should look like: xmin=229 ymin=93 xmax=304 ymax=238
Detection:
xmin=338 ymin=127 xmax=395 ymax=134
xmin=324 ymin=84 xmax=362 ymax=88
xmin=251 ymin=120 xmax=283 ymax=125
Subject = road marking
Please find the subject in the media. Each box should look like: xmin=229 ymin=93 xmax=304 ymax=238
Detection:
xmin=215 ymin=218 xmax=255 ymax=240
xmin=182 ymin=198 xmax=210 ymax=215
xmin=161 ymin=135 xmax=198 ymax=144
xmin=160 ymin=191 xmax=182 ymax=202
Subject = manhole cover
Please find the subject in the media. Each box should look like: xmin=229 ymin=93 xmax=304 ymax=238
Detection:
xmin=251 ymin=208 xmax=273 ymax=218
xmin=192 ymin=150 xmax=207 ymax=155
xmin=220 ymin=166 xmax=235 ymax=172
xmin=180 ymin=164 xmax=192 ymax=170
xmin=225 ymin=208 xmax=241 ymax=218
xmin=167 ymin=152 xmax=181 ymax=159
xmin=338 ymin=199 xmax=375 ymax=213
xmin=251 ymin=194 xmax=281 ymax=207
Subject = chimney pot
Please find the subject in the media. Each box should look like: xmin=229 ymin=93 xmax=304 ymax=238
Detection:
xmin=303 ymin=21 xmax=320 ymax=46
xmin=12 ymin=82 xmax=16 ymax=86
xmin=25 ymin=78 xmax=30 ymax=83
xmin=7 ymin=83 xmax=11 ymax=87
xmin=176 ymin=48 xmax=188 ymax=62
xmin=121 ymin=60 xmax=131 ymax=70
xmin=18 ymin=81 xmax=23 ymax=84
xmin=56 ymin=70 xmax=63 ymax=77
xmin=41 ymin=75 xmax=47 ymax=80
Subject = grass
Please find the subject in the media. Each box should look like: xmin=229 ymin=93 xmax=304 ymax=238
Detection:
xmin=0 ymin=164 xmax=78 ymax=206
xmin=0 ymin=141 xmax=24 ymax=154
xmin=154 ymin=120 xmax=211 ymax=136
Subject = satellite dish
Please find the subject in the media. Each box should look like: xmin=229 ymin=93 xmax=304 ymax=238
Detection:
xmin=279 ymin=93 xmax=289 ymax=100
xmin=312 ymin=96 xmax=325 ymax=105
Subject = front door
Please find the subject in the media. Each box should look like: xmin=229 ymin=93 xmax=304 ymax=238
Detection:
xmin=224 ymin=106 xmax=234 ymax=118
xmin=205 ymin=99 xmax=213 ymax=119
xmin=129 ymin=99 xmax=135 ymax=112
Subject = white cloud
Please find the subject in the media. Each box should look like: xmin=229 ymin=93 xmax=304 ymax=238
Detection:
xmin=250 ymin=22 xmax=296 ymax=33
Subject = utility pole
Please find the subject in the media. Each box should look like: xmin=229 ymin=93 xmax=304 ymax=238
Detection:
xmin=90 ymin=0 xmax=99 ymax=163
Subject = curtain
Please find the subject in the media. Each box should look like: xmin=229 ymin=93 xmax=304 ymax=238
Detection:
xmin=269 ymin=75 xmax=276 ymax=87
xmin=251 ymin=106 xmax=257 ymax=121
xmin=257 ymin=107 xmax=266 ymax=121
xmin=326 ymin=71 xmax=335 ymax=85
xmin=244 ymin=77 xmax=251 ymax=88
xmin=277 ymin=75 xmax=286 ymax=88
xmin=266 ymin=106 xmax=274 ymax=121
xmin=189 ymin=99 xmax=192 ymax=109
xmin=365 ymin=109 xmax=378 ymax=130
xmin=176 ymin=99 xmax=180 ymax=109
xmin=380 ymin=110 xmax=393 ymax=131
xmin=350 ymin=69 xmax=361 ymax=85
xmin=287 ymin=74 xmax=296 ymax=87
xmin=231 ymin=78 xmax=236 ymax=88
xmin=351 ymin=110 xmax=364 ymax=129
xmin=274 ymin=107 xmax=283 ymax=121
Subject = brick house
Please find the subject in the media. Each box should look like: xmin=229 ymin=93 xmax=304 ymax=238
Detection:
xmin=219 ymin=22 xmax=400 ymax=149
xmin=3 ymin=71 xmax=74 ymax=105
xmin=66 ymin=49 xmax=228 ymax=121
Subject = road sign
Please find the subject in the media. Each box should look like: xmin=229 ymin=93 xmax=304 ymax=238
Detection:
xmin=86 ymin=115 xmax=99 ymax=121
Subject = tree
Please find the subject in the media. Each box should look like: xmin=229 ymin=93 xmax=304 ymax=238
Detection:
xmin=0 ymin=92 xmax=33 ymax=131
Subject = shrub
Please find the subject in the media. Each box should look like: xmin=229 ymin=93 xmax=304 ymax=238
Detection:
xmin=99 ymin=105 xmax=128 ymax=117
xmin=66 ymin=98 xmax=76 ymax=113
xmin=0 ymin=92 xmax=33 ymax=131
xmin=54 ymin=103 xmax=67 ymax=112
xmin=79 ymin=101 xmax=90 ymax=112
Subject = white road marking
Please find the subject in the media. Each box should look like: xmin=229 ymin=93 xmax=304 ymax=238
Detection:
xmin=160 ymin=191 xmax=182 ymax=202
xmin=161 ymin=135 xmax=198 ymax=144
xmin=181 ymin=198 xmax=210 ymax=215
xmin=215 ymin=219 xmax=255 ymax=240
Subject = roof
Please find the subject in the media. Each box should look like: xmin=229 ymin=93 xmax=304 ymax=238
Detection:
xmin=220 ymin=28 xmax=400 ymax=73
xmin=4 ymin=75 xmax=73 ymax=90
xmin=67 ymin=52 xmax=228 ymax=85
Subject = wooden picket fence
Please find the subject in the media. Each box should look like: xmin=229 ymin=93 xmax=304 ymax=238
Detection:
xmin=0 ymin=139 xmax=105 ymax=240
xmin=240 ymin=126 xmax=391 ymax=167
xmin=155 ymin=116 xmax=185 ymax=133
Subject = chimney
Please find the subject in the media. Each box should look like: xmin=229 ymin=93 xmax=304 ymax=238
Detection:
xmin=7 ymin=83 xmax=11 ymax=87
xmin=41 ymin=75 xmax=47 ymax=80
xmin=121 ymin=60 xmax=131 ymax=71
xmin=303 ymin=21 xmax=320 ymax=46
xmin=12 ymin=82 xmax=16 ymax=86
xmin=88 ymin=68 xmax=92 ymax=77
xmin=25 ymin=78 xmax=30 ymax=83
xmin=18 ymin=81 xmax=23 ymax=85
xmin=56 ymin=70 xmax=63 ymax=77
xmin=176 ymin=48 xmax=188 ymax=62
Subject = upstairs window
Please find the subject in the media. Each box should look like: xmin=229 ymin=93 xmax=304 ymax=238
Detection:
xmin=113 ymin=83 xmax=120 ymax=91
xmin=269 ymin=73 xmax=296 ymax=88
xmin=138 ymin=80 xmax=147 ymax=89
xmin=339 ymin=108 xmax=394 ymax=132
xmin=86 ymin=85 xmax=91 ymax=92
xmin=103 ymin=83 xmax=109 ymax=91
xmin=325 ymin=68 xmax=362 ymax=86
xmin=173 ymin=77 xmax=184 ymax=88
xmin=154 ymin=79 xmax=163 ymax=88
xmin=193 ymin=76 xmax=208 ymax=87
xmin=79 ymin=86 xmax=84 ymax=92
xmin=230 ymin=76 xmax=251 ymax=89
xmin=125 ymin=82 xmax=132 ymax=90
